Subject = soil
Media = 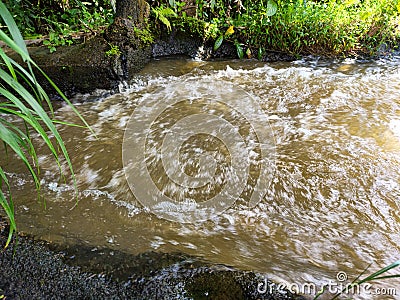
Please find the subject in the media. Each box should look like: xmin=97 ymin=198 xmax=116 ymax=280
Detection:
xmin=0 ymin=218 xmax=307 ymax=300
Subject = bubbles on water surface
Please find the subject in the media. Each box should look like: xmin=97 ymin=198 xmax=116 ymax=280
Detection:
xmin=122 ymin=78 xmax=276 ymax=223
xmin=6 ymin=59 xmax=400 ymax=293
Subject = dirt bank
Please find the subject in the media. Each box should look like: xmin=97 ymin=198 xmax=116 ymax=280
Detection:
xmin=0 ymin=218 xmax=306 ymax=300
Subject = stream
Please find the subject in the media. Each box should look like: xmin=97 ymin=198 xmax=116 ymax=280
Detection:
xmin=2 ymin=56 xmax=400 ymax=299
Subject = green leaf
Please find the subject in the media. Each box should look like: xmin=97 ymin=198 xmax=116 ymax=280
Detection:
xmin=258 ymin=47 xmax=264 ymax=60
xmin=328 ymin=262 xmax=400 ymax=300
xmin=266 ymin=0 xmax=278 ymax=17
xmin=0 ymin=2 xmax=28 ymax=56
xmin=169 ymin=0 xmax=176 ymax=8
xmin=35 ymin=64 xmax=94 ymax=136
xmin=0 ymin=189 xmax=16 ymax=248
xmin=0 ymin=48 xmax=16 ymax=80
xmin=160 ymin=7 xmax=177 ymax=16
xmin=158 ymin=14 xmax=171 ymax=31
xmin=0 ymin=2 xmax=92 ymax=247
xmin=152 ymin=7 xmax=176 ymax=32
xmin=358 ymin=261 xmax=400 ymax=284
xmin=0 ymin=30 xmax=30 ymax=62
xmin=0 ymin=167 xmax=16 ymax=248
xmin=210 ymin=0 xmax=216 ymax=10
xmin=214 ymin=35 xmax=224 ymax=51
xmin=236 ymin=43 xmax=244 ymax=59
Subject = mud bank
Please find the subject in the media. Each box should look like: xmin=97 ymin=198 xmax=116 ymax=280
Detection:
xmin=0 ymin=219 xmax=306 ymax=300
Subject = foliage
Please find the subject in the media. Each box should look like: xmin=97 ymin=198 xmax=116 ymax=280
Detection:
xmin=2 ymin=0 xmax=114 ymax=52
xmin=260 ymin=0 xmax=400 ymax=56
xmin=2 ymin=0 xmax=400 ymax=57
xmin=0 ymin=1 xmax=89 ymax=247
xmin=149 ymin=0 xmax=400 ymax=57
xmin=213 ymin=25 xmax=234 ymax=51
xmin=151 ymin=6 xmax=177 ymax=32
xmin=133 ymin=27 xmax=155 ymax=46
xmin=43 ymin=32 xmax=74 ymax=53
xmin=105 ymin=43 xmax=121 ymax=56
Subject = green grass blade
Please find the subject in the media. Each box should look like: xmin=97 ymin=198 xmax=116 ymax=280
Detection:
xmin=0 ymin=85 xmax=59 ymax=163
xmin=0 ymin=70 xmax=61 ymax=152
xmin=0 ymin=30 xmax=30 ymax=62
xmin=0 ymin=48 xmax=16 ymax=80
xmin=0 ymin=122 xmax=39 ymax=187
xmin=368 ymin=274 xmax=400 ymax=280
xmin=358 ymin=261 xmax=400 ymax=284
xmin=34 ymin=64 xmax=94 ymax=135
xmin=0 ymin=167 xmax=16 ymax=248
xmin=330 ymin=262 xmax=400 ymax=300
xmin=0 ymin=69 xmax=76 ymax=198
xmin=0 ymin=190 xmax=16 ymax=248
xmin=7 ymin=56 xmax=50 ymax=109
xmin=0 ymin=114 xmax=38 ymax=168
xmin=0 ymin=1 xmax=28 ymax=55
xmin=0 ymin=1 xmax=88 ymax=246
xmin=52 ymin=120 xmax=88 ymax=128
xmin=6 ymin=53 xmax=94 ymax=136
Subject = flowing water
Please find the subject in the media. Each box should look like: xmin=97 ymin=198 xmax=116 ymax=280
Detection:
xmin=2 ymin=57 xmax=400 ymax=299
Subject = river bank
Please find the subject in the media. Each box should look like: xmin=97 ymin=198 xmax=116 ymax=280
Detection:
xmin=2 ymin=0 xmax=399 ymax=99
xmin=0 ymin=218 xmax=306 ymax=299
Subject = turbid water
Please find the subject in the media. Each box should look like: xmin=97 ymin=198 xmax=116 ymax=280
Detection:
xmin=2 ymin=57 xmax=400 ymax=299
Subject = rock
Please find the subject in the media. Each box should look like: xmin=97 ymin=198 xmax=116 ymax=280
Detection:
xmin=151 ymin=29 xmax=205 ymax=58
xmin=25 ymin=37 xmax=120 ymax=98
xmin=104 ymin=0 xmax=152 ymax=81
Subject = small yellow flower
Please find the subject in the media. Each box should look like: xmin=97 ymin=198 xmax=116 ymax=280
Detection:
xmin=225 ymin=25 xmax=234 ymax=36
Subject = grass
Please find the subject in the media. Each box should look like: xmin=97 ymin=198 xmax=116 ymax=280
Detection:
xmin=264 ymin=0 xmax=400 ymax=56
xmin=150 ymin=0 xmax=400 ymax=57
xmin=0 ymin=1 xmax=90 ymax=247
xmin=2 ymin=0 xmax=114 ymax=52
xmin=2 ymin=0 xmax=398 ymax=57
xmin=314 ymin=261 xmax=400 ymax=299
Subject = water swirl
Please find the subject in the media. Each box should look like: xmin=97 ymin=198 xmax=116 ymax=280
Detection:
xmin=122 ymin=78 xmax=276 ymax=223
